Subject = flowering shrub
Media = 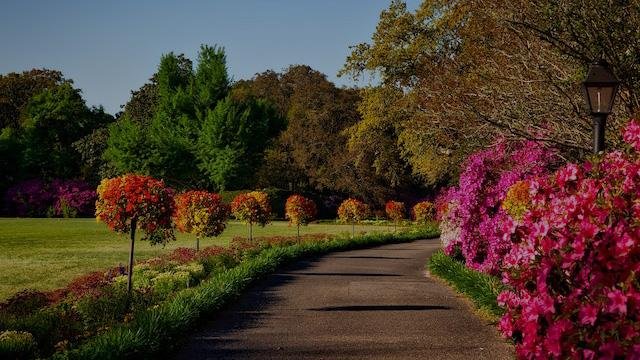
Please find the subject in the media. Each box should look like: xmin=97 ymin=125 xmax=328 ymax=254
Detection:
xmin=436 ymin=139 xmax=557 ymax=274
xmin=285 ymin=195 xmax=317 ymax=228
xmin=497 ymin=121 xmax=640 ymax=359
xmin=5 ymin=179 xmax=54 ymax=216
xmin=412 ymin=201 xmax=435 ymax=224
xmin=337 ymin=198 xmax=370 ymax=223
xmin=173 ymin=191 xmax=229 ymax=250
xmin=5 ymin=179 xmax=96 ymax=217
xmin=95 ymin=174 xmax=175 ymax=244
xmin=385 ymin=200 xmax=406 ymax=223
xmin=436 ymin=189 xmax=461 ymax=251
xmin=51 ymin=179 xmax=97 ymax=217
xmin=231 ymin=191 xmax=271 ymax=241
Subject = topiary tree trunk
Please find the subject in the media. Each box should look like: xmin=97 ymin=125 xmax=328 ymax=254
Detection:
xmin=127 ymin=218 xmax=137 ymax=297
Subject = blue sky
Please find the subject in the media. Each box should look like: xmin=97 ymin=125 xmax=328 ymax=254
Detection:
xmin=0 ymin=1 xmax=420 ymax=114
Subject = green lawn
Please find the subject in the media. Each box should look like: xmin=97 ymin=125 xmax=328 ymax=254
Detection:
xmin=0 ymin=218 xmax=397 ymax=300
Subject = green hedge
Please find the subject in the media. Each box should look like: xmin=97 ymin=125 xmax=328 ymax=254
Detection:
xmin=427 ymin=250 xmax=504 ymax=319
xmin=53 ymin=226 xmax=439 ymax=360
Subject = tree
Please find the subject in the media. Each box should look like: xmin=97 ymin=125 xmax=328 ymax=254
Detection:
xmin=173 ymin=190 xmax=229 ymax=251
xmin=285 ymin=195 xmax=317 ymax=241
xmin=196 ymin=96 xmax=283 ymax=190
xmin=385 ymin=200 xmax=406 ymax=230
xmin=105 ymin=45 xmax=283 ymax=190
xmin=239 ymin=65 xmax=406 ymax=205
xmin=412 ymin=201 xmax=435 ymax=224
xmin=95 ymin=174 xmax=175 ymax=296
xmin=20 ymin=82 xmax=113 ymax=179
xmin=230 ymin=191 xmax=271 ymax=241
xmin=0 ymin=69 xmax=65 ymax=129
xmin=337 ymin=198 xmax=370 ymax=237
xmin=341 ymin=0 xmax=632 ymax=183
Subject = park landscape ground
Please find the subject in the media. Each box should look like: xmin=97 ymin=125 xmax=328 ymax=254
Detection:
xmin=2 ymin=0 xmax=640 ymax=359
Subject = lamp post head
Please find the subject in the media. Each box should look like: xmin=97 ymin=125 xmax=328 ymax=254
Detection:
xmin=582 ymin=60 xmax=620 ymax=115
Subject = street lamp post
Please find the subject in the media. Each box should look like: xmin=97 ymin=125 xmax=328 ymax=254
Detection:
xmin=582 ymin=60 xmax=620 ymax=154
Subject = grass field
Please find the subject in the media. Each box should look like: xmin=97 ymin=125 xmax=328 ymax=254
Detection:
xmin=0 ymin=218 xmax=398 ymax=300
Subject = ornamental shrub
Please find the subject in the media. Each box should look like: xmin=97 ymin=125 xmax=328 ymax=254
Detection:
xmin=5 ymin=179 xmax=54 ymax=216
xmin=436 ymin=139 xmax=557 ymax=274
xmin=412 ymin=201 xmax=435 ymax=224
xmin=95 ymin=174 xmax=175 ymax=244
xmin=4 ymin=179 xmax=96 ymax=217
xmin=173 ymin=190 xmax=230 ymax=250
xmin=497 ymin=121 xmax=640 ymax=359
xmin=285 ymin=195 xmax=317 ymax=240
xmin=51 ymin=179 xmax=97 ymax=217
xmin=230 ymin=191 xmax=271 ymax=241
xmin=96 ymin=174 xmax=175 ymax=295
xmin=337 ymin=198 xmax=370 ymax=236
xmin=385 ymin=200 xmax=405 ymax=225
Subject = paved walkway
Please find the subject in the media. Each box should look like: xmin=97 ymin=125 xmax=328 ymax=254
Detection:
xmin=172 ymin=238 xmax=514 ymax=359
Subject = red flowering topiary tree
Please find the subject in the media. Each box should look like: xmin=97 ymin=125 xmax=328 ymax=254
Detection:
xmin=230 ymin=191 xmax=271 ymax=241
xmin=497 ymin=121 xmax=640 ymax=358
xmin=385 ymin=200 xmax=406 ymax=230
xmin=173 ymin=190 xmax=230 ymax=251
xmin=285 ymin=195 xmax=317 ymax=241
xmin=412 ymin=201 xmax=435 ymax=225
xmin=95 ymin=174 xmax=175 ymax=295
xmin=337 ymin=198 xmax=370 ymax=237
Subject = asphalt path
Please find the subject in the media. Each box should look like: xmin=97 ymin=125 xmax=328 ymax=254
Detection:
xmin=172 ymin=238 xmax=514 ymax=359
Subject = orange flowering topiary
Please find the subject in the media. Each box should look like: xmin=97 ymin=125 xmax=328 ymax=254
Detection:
xmin=412 ymin=201 xmax=435 ymax=224
xmin=337 ymin=198 xmax=370 ymax=236
xmin=173 ymin=190 xmax=230 ymax=250
xmin=95 ymin=174 xmax=175 ymax=294
xmin=231 ymin=191 xmax=271 ymax=241
xmin=285 ymin=195 xmax=317 ymax=240
xmin=96 ymin=174 xmax=175 ymax=244
xmin=385 ymin=200 xmax=405 ymax=222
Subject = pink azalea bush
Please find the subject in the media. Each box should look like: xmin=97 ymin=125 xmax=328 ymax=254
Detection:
xmin=497 ymin=121 xmax=640 ymax=359
xmin=437 ymin=139 xmax=557 ymax=274
xmin=4 ymin=179 xmax=96 ymax=217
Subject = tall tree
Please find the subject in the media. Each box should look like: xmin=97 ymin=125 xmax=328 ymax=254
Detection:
xmin=0 ymin=69 xmax=65 ymax=129
xmin=342 ymin=0 xmax=636 ymax=185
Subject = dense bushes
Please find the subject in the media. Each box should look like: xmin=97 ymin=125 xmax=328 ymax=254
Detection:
xmin=436 ymin=122 xmax=640 ymax=358
xmin=4 ymin=179 xmax=96 ymax=217
xmin=436 ymin=139 xmax=557 ymax=274
xmin=496 ymin=122 xmax=640 ymax=359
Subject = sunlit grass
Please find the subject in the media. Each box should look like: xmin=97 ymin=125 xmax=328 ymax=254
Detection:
xmin=0 ymin=218 xmax=399 ymax=300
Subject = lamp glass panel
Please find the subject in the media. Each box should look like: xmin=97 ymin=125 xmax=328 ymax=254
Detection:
xmin=586 ymin=86 xmax=615 ymax=114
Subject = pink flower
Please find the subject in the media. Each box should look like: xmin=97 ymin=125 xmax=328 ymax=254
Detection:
xmin=606 ymin=289 xmax=627 ymax=315
xmin=579 ymin=304 xmax=598 ymax=325
xmin=623 ymin=120 xmax=640 ymax=151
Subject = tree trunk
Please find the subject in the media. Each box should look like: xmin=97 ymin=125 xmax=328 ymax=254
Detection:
xmin=127 ymin=218 xmax=137 ymax=297
xmin=249 ymin=223 xmax=253 ymax=242
xmin=196 ymin=236 xmax=200 ymax=252
xmin=297 ymin=224 xmax=300 ymax=242
xmin=352 ymin=223 xmax=355 ymax=238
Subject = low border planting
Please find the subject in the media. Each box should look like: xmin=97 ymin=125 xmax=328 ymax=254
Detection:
xmin=52 ymin=226 xmax=438 ymax=360
xmin=427 ymin=250 xmax=504 ymax=319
